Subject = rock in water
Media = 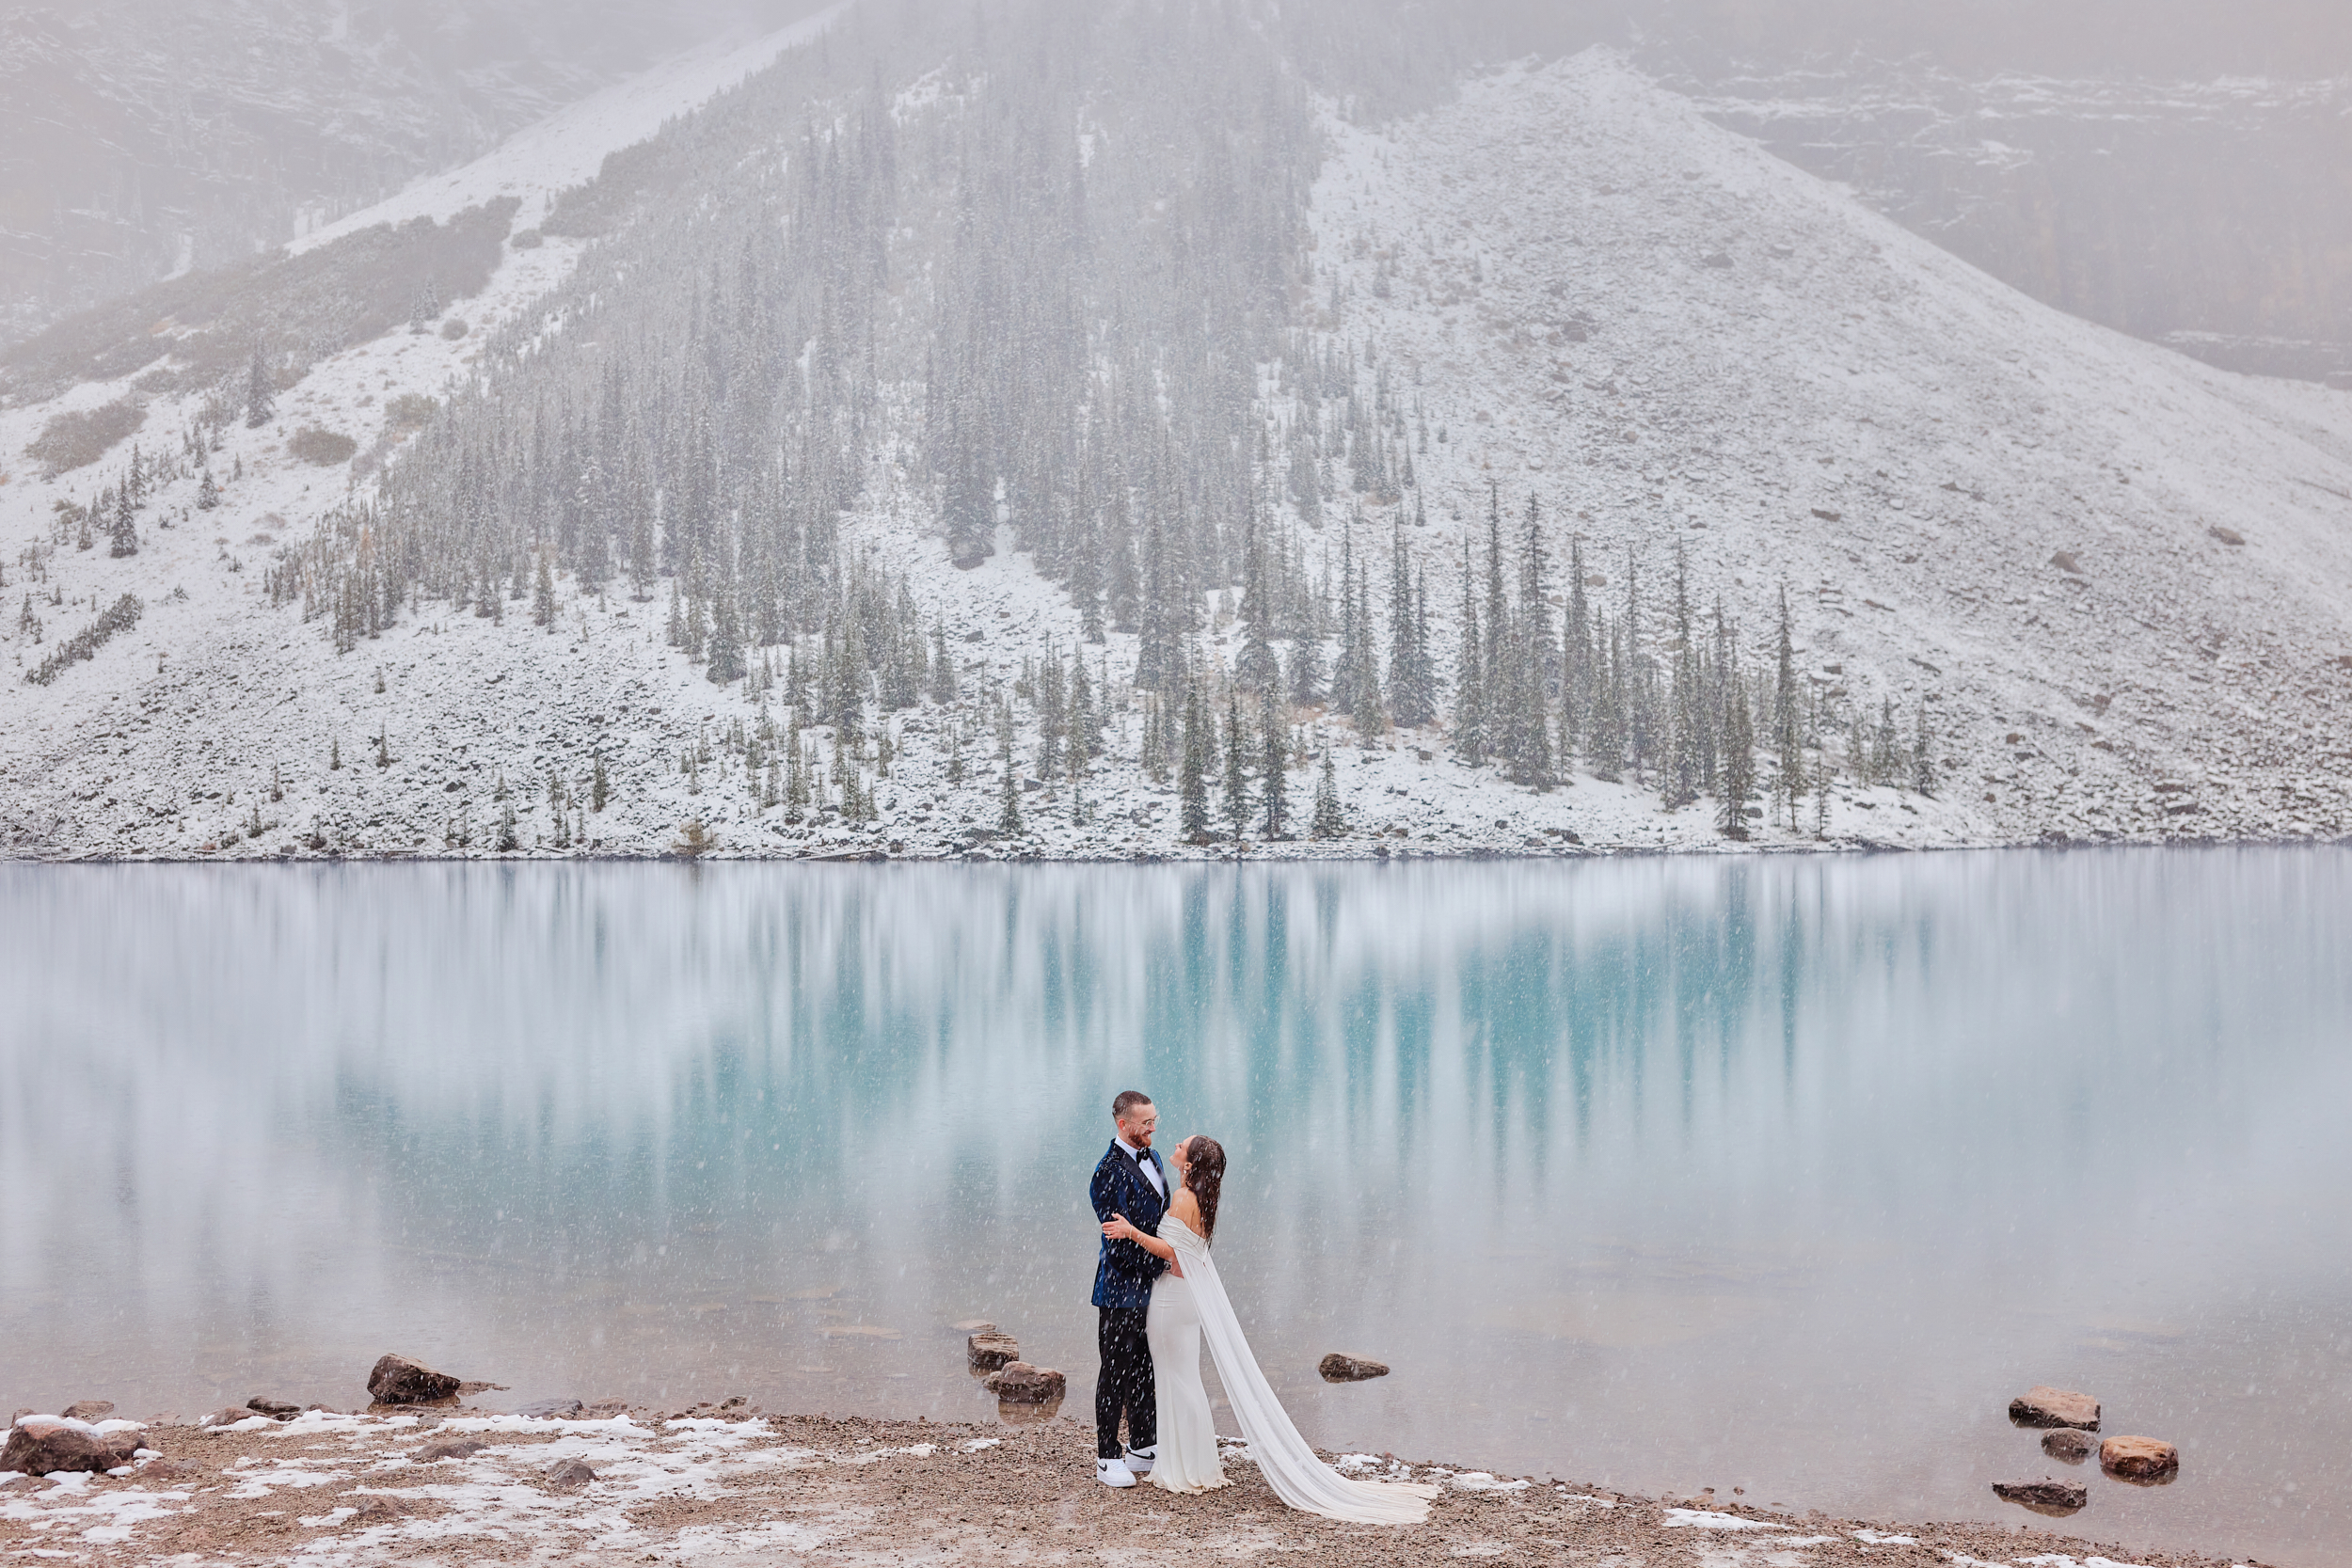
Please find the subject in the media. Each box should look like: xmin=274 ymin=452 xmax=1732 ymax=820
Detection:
xmin=2042 ymin=1428 xmax=2095 ymax=1463
xmin=547 ymin=1457 xmax=597 ymax=1489
xmin=983 ymin=1362 xmax=1067 ymax=1403
xmin=368 ymin=1354 xmax=462 ymax=1405
xmin=2008 ymin=1386 xmax=2101 ymax=1431
xmin=2100 ymin=1435 xmax=2180 ymax=1481
xmin=0 ymin=1418 xmax=140 ymax=1475
xmin=968 ymin=1333 xmax=1020 ymax=1371
xmin=1991 ymin=1479 xmax=2089 ymax=1514
xmin=59 ymin=1401 xmax=115 ymax=1421
xmin=1318 ymin=1353 xmax=1391 ymax=1383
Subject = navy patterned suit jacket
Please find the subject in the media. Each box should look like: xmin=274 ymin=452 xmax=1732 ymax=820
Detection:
xmin=1089 ymin=1141 xmax=1168 ymax=1310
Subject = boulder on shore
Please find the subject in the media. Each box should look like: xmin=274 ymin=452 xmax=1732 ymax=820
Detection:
xmin=2008 ymin=1386 xmax=2100 ymax=1431
xmin=1318 ymin=1353 xmax=1391 ymax=1383
xmin=1991 ymin=1479 xmax=2088 ymax=1514
xmin=415 ymin=1436 xmax=487 ymax=1462
xmin=968 ymin=1333 xmax=1021 ymax=1371
xmin=983 ymin=1362 xmax=1066 ymax=1403
xmin=368 ymin=1354 xmax=463 ymax=1405
xmin=2041 ymin=1428 xmax=2095 ymax=1463
xmin=548 ymin=1457 xmax=597 ymax=1489
xmin=59 ymin=1402 xmax=115 ymax=1421
xmin=2100 ymin=1435 xmax=2180 ymax=1481
xmin=516 ymin=1399 xmax=583 ymax=1419
xmin=246 ymin=1397 xmax=302 ymax=1419
xmin=0 ymin=1418 xmax=141 ymax=1475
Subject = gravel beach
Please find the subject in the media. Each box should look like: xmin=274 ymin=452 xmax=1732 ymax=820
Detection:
xmin=0 ymin=1406 xmax=2265 ymax=1567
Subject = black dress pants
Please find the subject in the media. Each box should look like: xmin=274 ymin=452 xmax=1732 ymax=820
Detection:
xmin=1095 ymin=1305 xmax=1155 ymax=1460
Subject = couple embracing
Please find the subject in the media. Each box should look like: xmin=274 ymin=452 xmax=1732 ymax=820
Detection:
xmin=1088 ymin=1091 xmax=1435 ymax=1525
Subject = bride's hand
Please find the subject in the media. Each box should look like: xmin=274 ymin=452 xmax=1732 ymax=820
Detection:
xmin=1102 ymin=1214 xmax=1136 ymax=1242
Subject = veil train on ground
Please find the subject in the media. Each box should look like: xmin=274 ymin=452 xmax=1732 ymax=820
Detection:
xmin=1162 ymin=1215 xmax=1438 ymax=1525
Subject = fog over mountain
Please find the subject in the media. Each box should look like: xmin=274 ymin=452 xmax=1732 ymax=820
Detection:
xmin=0 ymin=0 xmax=829 ymax=345
xmin=0 ymin=0 xmax=2346 ymax=863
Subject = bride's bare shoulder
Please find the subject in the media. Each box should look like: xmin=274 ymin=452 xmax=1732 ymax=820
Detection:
xmin=1169 ymin=1186 xmax=1202 ymax=1224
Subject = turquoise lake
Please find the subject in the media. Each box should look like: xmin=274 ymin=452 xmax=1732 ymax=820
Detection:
xmin=3 ymin=852 xmax=2347 ymax=1564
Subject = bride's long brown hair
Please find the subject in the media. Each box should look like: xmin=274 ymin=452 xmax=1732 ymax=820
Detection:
xmin=1183 ymin=1136 xmax=1226 ymax=1242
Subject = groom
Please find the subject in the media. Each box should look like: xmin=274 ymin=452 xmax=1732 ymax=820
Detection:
xmin=1089 ymin=1089 xmax=1168 ymax=1489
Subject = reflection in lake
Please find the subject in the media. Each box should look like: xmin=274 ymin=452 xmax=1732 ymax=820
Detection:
xmin=3 ymin=852 xmax=2348 ymax=1565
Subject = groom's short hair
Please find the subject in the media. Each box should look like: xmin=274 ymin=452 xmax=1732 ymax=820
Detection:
xmin=1112 ymin=1090 xmax=1153 ymax=1119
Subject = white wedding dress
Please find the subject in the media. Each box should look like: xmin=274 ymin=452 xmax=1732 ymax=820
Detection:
xmin=1147 ymin=1213 xmax=1437 ymax=1524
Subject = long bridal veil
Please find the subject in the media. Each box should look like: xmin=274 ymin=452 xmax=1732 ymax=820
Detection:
xmin=1162 ymin=1216 xmax=1438 ymax=1525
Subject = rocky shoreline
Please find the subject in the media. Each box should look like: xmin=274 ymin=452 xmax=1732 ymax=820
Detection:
xmin=0 ymin=1400 xmax=2272 ymax=1567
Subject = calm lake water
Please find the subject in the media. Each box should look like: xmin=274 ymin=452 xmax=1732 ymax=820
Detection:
xmin=4 ymin=853 xmax=2349 ymax=1564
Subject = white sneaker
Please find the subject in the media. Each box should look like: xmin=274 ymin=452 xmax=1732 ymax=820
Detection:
xmin=1096 ymin=1457 xmax=1136 ymax=1488
xmin=1124 ymin=1445 xmax=1156 ymax=1475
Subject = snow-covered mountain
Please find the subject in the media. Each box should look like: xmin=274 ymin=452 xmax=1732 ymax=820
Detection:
xmin=1 ymin=3 xmax=2348 ymax=863
xmin=0 ymin=0 xmax=827 ymax=347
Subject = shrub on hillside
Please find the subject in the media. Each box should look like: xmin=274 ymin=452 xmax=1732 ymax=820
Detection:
xmin=383 ymin=393 xmax=437 ymax=433
xmin=288 ymin=428 xmax=358 ymax=466
xmin=24 ymin=396 xmax=145 ymax=476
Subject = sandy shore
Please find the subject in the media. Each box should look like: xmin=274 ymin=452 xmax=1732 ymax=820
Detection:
xmin=0 ymin=1404 xmax=2266 ymax=1567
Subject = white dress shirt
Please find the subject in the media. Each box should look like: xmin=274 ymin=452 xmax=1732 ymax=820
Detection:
xmin=1116 ymin=1135 xmax=1167 ymax=1198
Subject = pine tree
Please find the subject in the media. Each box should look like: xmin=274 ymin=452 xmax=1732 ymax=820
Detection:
xmin=196 ymin=467 xmax=219 ymax=510
xmin=1038 ymin=645 xmax=1066 ymax=780
xmin=1238 ymin=517 xmax=1278 ymax=698
xmin=1222 ymin=693 xmax=1249 ymax=840
xmin=1562 ymin=538 xmax=1589 ymax=763
xmin=1454 ymin=536 xmax=1485 ymax=765
xmin=1260 ymin=698 xmax=1290 ymax=840
xmin=1179 ymin=686 xmax=1210 ymax=842
xmin=1663 ymin=550 xmax=1700 ymax=808
xmin=592 ymin=751 xmax=610 ymax=813
xmin=706 ymin=580 xmax=744 ymax=683
xmin=1912 ymin=700 xmax=1937 ymax=797
xmin=532 ymin=549 xmax=557 ymax=629
xmin=1286 ymin=631 xmax=1325 ymax=708
xmin=1332 ymin=523 xmax=1379 ymax=732
xmin=1772 ymin=586 xmax=1801 ymax=825
xmin=1310 ymin=749 xmax=1347 ymax=839
xmin=930 ymin=616 xmax=958 ymax=705
xmin=1621 ymin=549 xmax=1651 ymax=784
xmin=1387 ymin=524 xmax=1432 ymax=726
xmin=1718 ymin=666 xmax=1756 ymax=841
xmin=245 ymin=343 xmax=275 ymax=429
xmin=1136 ymin=514 xmax=1182 ymax=694
xmin=497 ymin=800 xmax=520 ymax=852
xmin=108 ymin=485 xmax=138 ymax=558
xmin=998 ymin=757 xmax=1024 ymax=837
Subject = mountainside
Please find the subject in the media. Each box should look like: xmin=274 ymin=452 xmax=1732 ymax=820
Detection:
xmin=1 ymin=2 xmax=2348 ymax=863
xmin=0 ymin=0 xmax=823 ymax=347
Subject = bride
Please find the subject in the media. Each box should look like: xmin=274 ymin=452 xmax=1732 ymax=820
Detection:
xmin=1103 ymin=1135 xmax=1436 ymax=1524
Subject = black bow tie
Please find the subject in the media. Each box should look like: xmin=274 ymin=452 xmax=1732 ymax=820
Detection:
xmin=1134 ymin=1148 xmax=1153 ymax=1164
